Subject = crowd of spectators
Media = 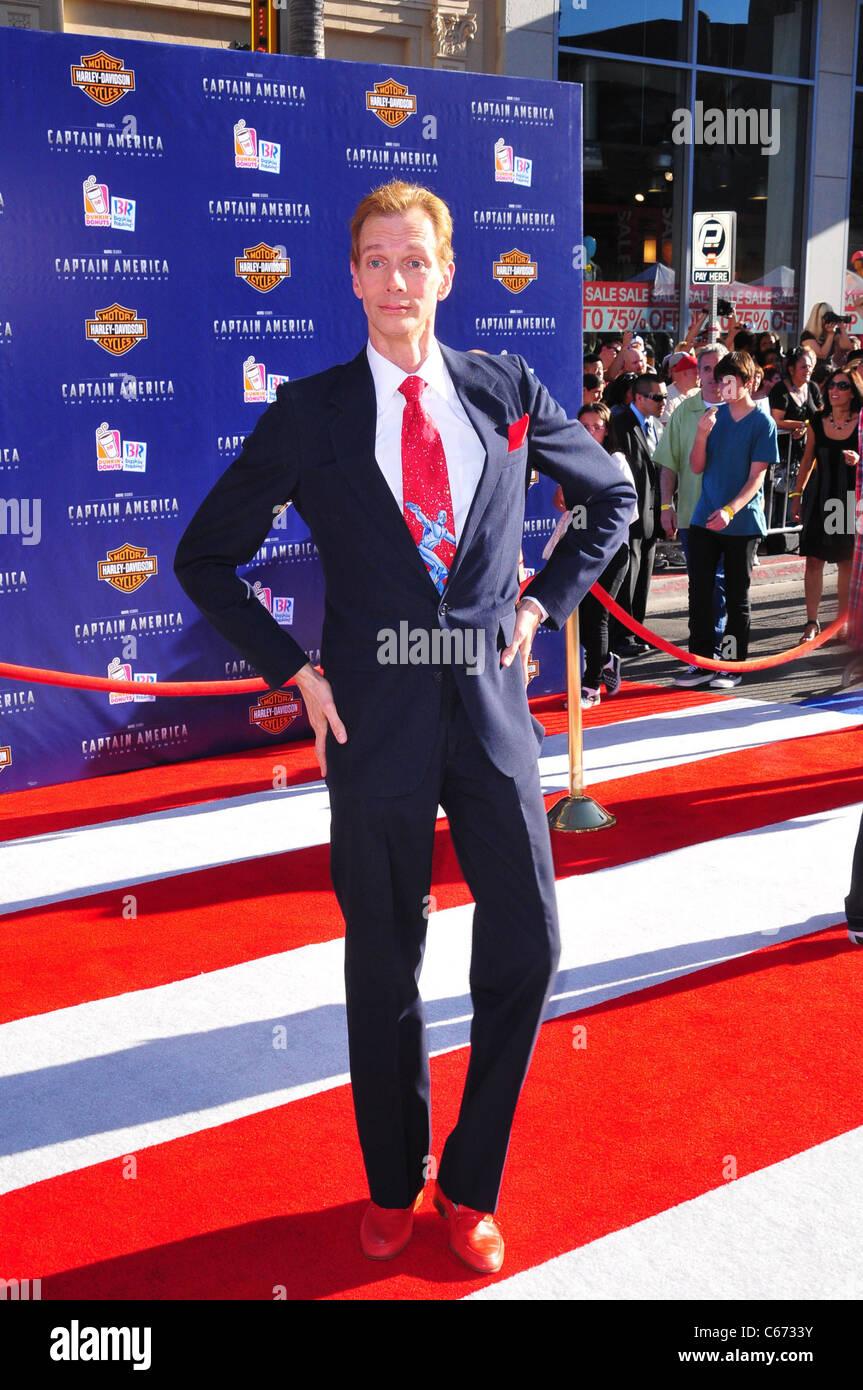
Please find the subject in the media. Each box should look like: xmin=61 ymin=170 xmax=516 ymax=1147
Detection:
xmin=569 ymin=299 xmax=863 ymax=705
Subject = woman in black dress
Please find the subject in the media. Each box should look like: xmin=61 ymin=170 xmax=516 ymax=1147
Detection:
xmin=791 ymin=369 xmax=861 ymax=641
xmin=769 ymin=347 xmax=822 ymax=523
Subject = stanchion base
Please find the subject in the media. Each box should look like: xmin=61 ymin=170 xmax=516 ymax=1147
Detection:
xmin=547 ymin=794 xmax=617 ymax=833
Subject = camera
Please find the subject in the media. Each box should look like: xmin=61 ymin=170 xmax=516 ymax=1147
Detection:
xmin=717 ymin=297 xmax=733 ymax=317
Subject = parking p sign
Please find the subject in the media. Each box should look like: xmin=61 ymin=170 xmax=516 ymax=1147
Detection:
xmin=692 ymin=211 xmax=736 ymax=285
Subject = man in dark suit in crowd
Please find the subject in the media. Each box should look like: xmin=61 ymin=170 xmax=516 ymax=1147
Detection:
xmin=174 ymin=181 xmax=634 ymax=1274
xmin=610 ymin=372 xmax=666 ymax=657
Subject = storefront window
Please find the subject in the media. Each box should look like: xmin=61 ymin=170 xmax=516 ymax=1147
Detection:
xmin=558 ymin=0 xmax=686 ymax=64
xmin=697 ymin=0 xmax=814 ymax=81
xmin=560 ymin=54 xmax=686 ymax=340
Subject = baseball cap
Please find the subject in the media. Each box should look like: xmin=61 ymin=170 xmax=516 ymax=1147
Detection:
xmin=670 ymin=351 xmax=698 ymax=374
xmin=852 ymin=250 xmax=863 ymax=263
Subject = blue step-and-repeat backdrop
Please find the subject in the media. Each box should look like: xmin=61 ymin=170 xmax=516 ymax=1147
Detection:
xmin=0 ymin=29 xmax=582 ymax=793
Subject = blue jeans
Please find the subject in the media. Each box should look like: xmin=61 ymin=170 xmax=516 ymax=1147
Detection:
xmin=680 ymin=527 xmax=727 ymax=655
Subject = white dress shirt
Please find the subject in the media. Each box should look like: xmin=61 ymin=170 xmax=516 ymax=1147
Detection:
xmin=365 ymin=338 xmax=485 ymax=543
xmin=365 ymin=339 xmax=547 ymax=621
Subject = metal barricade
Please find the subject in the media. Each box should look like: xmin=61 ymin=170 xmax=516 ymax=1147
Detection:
xmin=763 ymin=430 xmax=802 ymax=536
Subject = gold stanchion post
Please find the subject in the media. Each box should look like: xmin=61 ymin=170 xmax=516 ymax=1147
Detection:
xmin=547 ymin=607 xmax=617 ymax=833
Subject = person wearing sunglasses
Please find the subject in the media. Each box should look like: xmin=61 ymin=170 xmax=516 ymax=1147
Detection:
xmin=608 ymin=374 xmax=666 ymax=657
xmin=790 ymin=369 xmax=861 ymax=642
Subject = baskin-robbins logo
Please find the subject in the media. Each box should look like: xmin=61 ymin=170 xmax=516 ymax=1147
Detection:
xmin=243 ymin=357 xmax=289 ymax=403
xmin=83 ymin=176 xmax=136 ymax=231
xmin=106 ymin=657 xmax=156 ymax=704
xmin=96 ymin=423 xmax=147 ymax=473
xmin=233 ymin=120 xmax=280 ymax=173
xmin=365 ymin=77 xmax=417 ymax=128
xmin=493 ymin=248 xmax=538 ymax=293
xmin=273 ymin=595 xmax=294 ymax=625
xmin=85 ymin=304 xmax=147 ymax=355
xmin=235 ymin=243 xmax=290 ymax=294
xmin=97 ymin=542 xmax=158 ymax=593
xmin=249 ymin=690 xmax=303 ymax=735
xmin=0 ymin=746 xmax=11 ymax=771
xmin=70 ymin=52 xmax=135 ymax=106
xmin=494 ymin=138 xmax=532 ymax=187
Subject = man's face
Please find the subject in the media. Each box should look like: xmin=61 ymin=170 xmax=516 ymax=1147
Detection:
xmin=675 ymin=366 xmax=699 ymax=393
xmin=718 ymin=373 xmax=749 ymax=403
xmin=583 ymin=380 xmax=604 ymax=405
xmin=624 ymin=347 xmax=647 ymax=375
xmin=698 ymin=352 xmax=720 ymax=394
xmin=635 ymin=384 xmax=666 ymax=417
xmin=350 ymin=209 xmax=454 ymax=354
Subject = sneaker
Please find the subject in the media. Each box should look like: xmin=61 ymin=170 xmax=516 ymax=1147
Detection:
xmin=709 ymin=670 xmax=742 ymax=689
xmin=672 ymin=665 xmax=714 ymax=688
xmin=581 ymin=686 xmax=601 ymax=709
xmin=601 ymin=652 xmax=622 ymax=696
xmin=849 ymin=926 xmax=863 ymax=946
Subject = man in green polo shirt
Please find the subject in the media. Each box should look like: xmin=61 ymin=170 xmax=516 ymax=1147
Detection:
xmin=655 ymin=343 xmax=727 ymax=663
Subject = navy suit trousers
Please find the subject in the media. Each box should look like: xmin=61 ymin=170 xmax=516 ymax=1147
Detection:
xmin=328 ymin=666 xmax=561 ymax=1214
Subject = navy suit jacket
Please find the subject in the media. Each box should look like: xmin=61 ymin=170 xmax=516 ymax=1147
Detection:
xmin=609 ymin=404 xmax=658 ymax=542
xmin=174 ymin=345 xmax=635 ymax=795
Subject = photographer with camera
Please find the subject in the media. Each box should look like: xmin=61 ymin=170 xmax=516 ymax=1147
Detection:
xmin=801 ymin=302 xmax=856 ymax=364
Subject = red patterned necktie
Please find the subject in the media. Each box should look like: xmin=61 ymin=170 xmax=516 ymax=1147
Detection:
xmin=398 ymin=374 xmax=456 ymax=594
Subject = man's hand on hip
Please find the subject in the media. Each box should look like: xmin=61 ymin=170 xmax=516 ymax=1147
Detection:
xmin=502 ymin=599 xmax=542 ymax=687
xmin=292 ymin=662 xmax=346 ymax=777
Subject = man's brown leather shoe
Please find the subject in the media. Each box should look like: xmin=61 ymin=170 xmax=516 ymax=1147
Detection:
xmin=433 ymin=1183 xmax=504 ymax=1273
xmin=360 ymin=1191 xmax=423 ymax=1260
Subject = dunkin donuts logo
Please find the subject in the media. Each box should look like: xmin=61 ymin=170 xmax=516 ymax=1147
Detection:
xmin=235 ymin=243 xmax=290 ymax=294
xmin=243 ymin=357 xmax=289 ymax=403
xmin=0 ymin=745 xmax=10 ymax=771
xmin=85 ymin=304 xmax=147 ymax=356
xmin=71 ymin=52 xmax=135 ymax=106
xmin=97 ymin=542 xmax=158 ymax=593
xmin=366 ymin=78 xmax=416 ymax=128
xmin=83 ymin=176 xmax=135 ymax=231
xmin=493 ymin=248 xmax=538 ymax=294
xmin=249 ymin=690 xmax=303 ymax=735
xmin=95 ymin=423 xmax=147 ymax=473
xmin=233 ymin=120 xmax=280 ymax=173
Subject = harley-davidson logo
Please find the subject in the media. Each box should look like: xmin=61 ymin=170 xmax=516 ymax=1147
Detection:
xmin=71 ymin=52 xmax=135 ymax=106
xmin=493 ymin=248 xmax=538 ymax=294
xmin=235 ymin=242 xmax=291 ymax=294
xmin=365 ymin=78 xmax=417 ymax=128
xmin=97 ymin=542 xmax=158 ymax=593
xmin=249 ymin=690 xmax=303 ymax=735
xmin=85 ymin=303 xmax=147 ymax=356
xmin=0 ymin=746 xmax=10 ymax=771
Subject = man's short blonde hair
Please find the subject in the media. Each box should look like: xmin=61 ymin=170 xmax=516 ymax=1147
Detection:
xmin=350 ymin=181 xmax=454 ymax=267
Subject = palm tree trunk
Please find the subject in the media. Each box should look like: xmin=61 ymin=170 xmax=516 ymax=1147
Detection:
xmin=288 ymin=0 xmax=325 ymax=57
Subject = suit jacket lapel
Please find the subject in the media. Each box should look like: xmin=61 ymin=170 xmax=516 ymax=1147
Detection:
xmin=327 ymin=349 xmax=436 ymax=590
xmin=439 ymin=344 xmax=512 ymax=589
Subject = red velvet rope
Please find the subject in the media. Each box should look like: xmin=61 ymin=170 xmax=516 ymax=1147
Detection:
xmin=0 ymin=588 xmax=844 ymax=693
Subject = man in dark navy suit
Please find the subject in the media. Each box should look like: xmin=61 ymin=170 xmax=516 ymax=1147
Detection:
xmin=175 ymin=181 xmax=634 ymax=1273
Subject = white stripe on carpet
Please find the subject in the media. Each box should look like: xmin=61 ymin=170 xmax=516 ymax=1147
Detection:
xmin=0 ymin=801 xmax=858 ymax=1195
xmin=467 ymin=1126 xmax=863 ymax=1301
xmin=2 ymin=697 xmax=860 ymax=915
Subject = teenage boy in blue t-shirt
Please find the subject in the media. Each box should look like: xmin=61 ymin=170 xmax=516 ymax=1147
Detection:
xmin=675 ymin=350 xmax=780 ymax=689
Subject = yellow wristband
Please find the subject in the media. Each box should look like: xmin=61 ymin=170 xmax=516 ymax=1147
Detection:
xmin=661 ymin=504 xmax=674 ymax=511
xmin=721 ymin=506 xmax=735 ymax=522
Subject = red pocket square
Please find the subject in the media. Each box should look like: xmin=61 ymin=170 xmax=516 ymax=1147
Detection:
xmin=508 ymin=414 xmax=530 ymax=451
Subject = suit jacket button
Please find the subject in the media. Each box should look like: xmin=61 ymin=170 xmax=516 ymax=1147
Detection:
xmin=440 ymin=603 xmax=449 ymax=615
